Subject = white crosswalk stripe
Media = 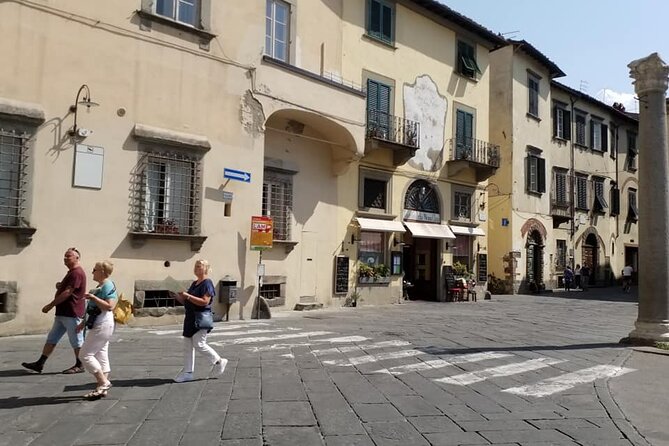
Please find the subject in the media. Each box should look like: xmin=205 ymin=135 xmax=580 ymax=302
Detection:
xmin=211 ymin=331 xmax=333 ymax=346
xmin=372 ymin=351 xmax=513 ymax=375
xmin=434 ymin=357 xmax=564 ymax=386
xmin=247 ymin=336 xmax=370 ymax=352
xmin=322 ymin=349 xmax=425 ymax=366
xmin=209 ymin=328 xmax=291 ymax=338
xmin=312 ymin=340 xmax=411 ymax=356
xmin=503 ymin=364 xmax=635 ymax=397
xmin=147 ymin=322 xmax=271 ymax=336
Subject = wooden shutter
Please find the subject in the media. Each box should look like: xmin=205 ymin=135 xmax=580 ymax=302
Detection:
xmin=537 ymin=158 xmax=546 ymax=193
xmin=563 ymin=110 xmax=571 ymax=140
xmin=381 ymin=3 xmax=393 ymax=41
xmin=368 ymin=0 xmax=381 ymax=35
xmin=526 ymin=156 xmax=532 ymax=192
xmin=367 ymin=79 xmax=378 ymax=110
xmin=601 ymin=124 xmax=608 ymax=152
xmin=552 ymin=106 xmax=558 ymax=137
xmin=611 ymin=187 xmax=620 ymax=215
xmin=378 ymin=83 xmax=390 ymax=114
xmin=589 ymin=121 xmax=594 ymax=149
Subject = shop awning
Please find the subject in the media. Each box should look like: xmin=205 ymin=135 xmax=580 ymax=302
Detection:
xmin=356 ymin=217 xmax=406 ymax=233
xmin=404 ymin=222 xmax=456 ymax=239
xmin=449 ymin=225 xmax=486 ymax=236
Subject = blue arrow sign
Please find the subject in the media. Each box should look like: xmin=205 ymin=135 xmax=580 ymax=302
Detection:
xmin=224 ymin=168 xmax=251 ymax=183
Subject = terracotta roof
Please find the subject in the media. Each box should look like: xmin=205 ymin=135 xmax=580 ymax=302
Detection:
xmin=551 ymin=81 xmax=638 ymax=123
xmin=408 ymin=0 xmax=506 ymax=48
xmin=507 ymin=39 xmax=565 ymax=78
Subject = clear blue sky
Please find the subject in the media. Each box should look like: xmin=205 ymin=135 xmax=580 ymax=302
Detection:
xmin=440 ymin=0 xmax=669 ymax=111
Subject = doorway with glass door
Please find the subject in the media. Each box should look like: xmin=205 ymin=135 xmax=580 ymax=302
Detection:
xmin=403 ymin=235 xmax=438 ymax=301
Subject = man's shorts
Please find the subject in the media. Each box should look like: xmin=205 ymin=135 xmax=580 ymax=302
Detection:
xmin=46 ymin=316 xmax=84 ymax=348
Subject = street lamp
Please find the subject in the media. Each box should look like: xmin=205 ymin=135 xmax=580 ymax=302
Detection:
xmin=68 ymin=84 xmax=99 ymax=137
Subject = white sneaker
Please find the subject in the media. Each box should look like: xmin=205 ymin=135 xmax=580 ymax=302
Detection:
xmin=214 ymin=359 xmax=228 ymax=377
xmin=174 ymin=371 xmax=194 ymax=383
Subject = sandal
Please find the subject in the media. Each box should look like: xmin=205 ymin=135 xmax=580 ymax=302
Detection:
xmin=83 ymin=388 xmax=108 ymax=400
xmin=62 ymin=366 xmax=84 ymax=374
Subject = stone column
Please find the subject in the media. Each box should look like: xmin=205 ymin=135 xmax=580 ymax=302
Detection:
xmin=627 ymin=53 xmax=669 ymax=342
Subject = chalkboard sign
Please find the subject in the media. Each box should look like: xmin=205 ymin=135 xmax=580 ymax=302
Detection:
xmin=477 ymin=253 xmax=488 ymax=283
xmin=334 ymin=255 xmax=350 ymax=295
xmin=443 ymin=265 xmax=455 ymax=289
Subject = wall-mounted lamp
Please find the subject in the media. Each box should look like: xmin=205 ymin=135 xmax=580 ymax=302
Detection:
xmin=350 ymin=233 xmax=359 ymax=244
xmin=68 ymin=84 xmax=99 ymax=137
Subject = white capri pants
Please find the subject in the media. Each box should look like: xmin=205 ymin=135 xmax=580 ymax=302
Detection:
xmin=183 ymin=330 xmax=221 ymax=373
xmin=80 ymin=311 xmax=114 ymax=375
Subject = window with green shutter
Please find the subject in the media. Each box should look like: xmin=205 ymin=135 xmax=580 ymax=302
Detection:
xmin=576 ymin=174 xmax=588 ymax=210
xmin=553 ymin=106 xmax=571 ymax=140
xmin=553 ymin=169 xmax=569 ymax=205
xmin=575 ymin=113 xmax=587 ymax=145
xmin=610 ymin=185 xmax=620 ymax=215
xmin=366 ymin=79 xmax=392 ymax=138
xmin=457 ymin=40 xmax=480 ymax=79
xmin=593 ymin=177 xmax=607 ymax=213
xmin=528 ymin=74 xmax=540 ymax=117
xmin=367 ymin=0 xmax=394 ymax=44
xmin=455 ymin=109 xmax=474 ymax=159
xmin=590 ymin=119 xmax=608 ymax=152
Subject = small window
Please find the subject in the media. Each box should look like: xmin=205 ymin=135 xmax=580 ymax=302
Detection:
xmin=155 ymin=0 xmax=200 ymax=27
xmin=575 ymin=113 xmax=587 ymax=146
xmin=553 ymin=168 xmax=569 ymax=206
xmin=0 ymin=126 xmax=29 ymax=227
xmin=590 ymin=119 xmax=608 ymax=152
xmin=358 ymin=231 xmax=385 ymax=266
xmin=262 ymin=170 xmax=293 ymax=241
xmin=453 ymin=191 xmax=472 ymax=221
xmin=627 ymin=131 xmax=638 ymax=171
xmin=363 ymin=178 xmax=386 ymax=210
xmin=593 ymin=177 xmax=608 ymax=213
xmin=575 ymin=174 xmax=588 ymax=210
xmin=366 ymin=0 xmax=394 ymax=44
xmin=457 ymin=40 xmax=480 ymax=79
xmin=526 ymin=154 xmax=546 ymax=194
xmin=553 ymin=105 xmax=571 ymax=140
xmin=628 ymin=188 xmax=638 ymax=221
xmin=528 ymin=74 xmax=540 ymax=117
xmin=131 ymin=150 xmax=202 ymax=236
xmin=265 ymin=0 xmax=290 ymax=62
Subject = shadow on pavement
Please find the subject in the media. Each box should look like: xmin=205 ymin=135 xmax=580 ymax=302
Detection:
xmin=0 ymin=395 xmax=82 ymax=409
xmin=64 ymin=377 xmax=174 ymax=392
xmin=417 ymin=342 xmax=622 ymax=356
xmin=544 ymin=287 xmax=638 ymax=303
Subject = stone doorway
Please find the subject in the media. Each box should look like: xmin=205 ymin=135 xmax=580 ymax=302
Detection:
xmin=526 ymin=230 xmax=544 ymax=290
xmin=582 ymin=233 xmax=598 ymax=285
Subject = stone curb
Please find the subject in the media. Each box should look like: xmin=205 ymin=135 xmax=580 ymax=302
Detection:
xmin=595 ymin=347 xmax=652 ymax=446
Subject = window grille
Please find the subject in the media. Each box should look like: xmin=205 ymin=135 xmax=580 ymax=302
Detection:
xmin=143 ymin=290 xmax=181 ymax=308
xmin=453 ymin=192 xmax=471 ymax=220
xmin=156 ymin=0 xmax=200 ymax=26
xmin=130 ymin=150 xmax=202 ymax=236
xmin=260 ymin=284 xmax=282 ymax=299
xmin=0 ymin=128 xmax=29 ymax=227
xmin=262 ymin=170 xmax=292 ymax=241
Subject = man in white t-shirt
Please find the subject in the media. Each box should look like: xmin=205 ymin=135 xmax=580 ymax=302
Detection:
xmin=622 ymin=264 xmax=634 ymax=292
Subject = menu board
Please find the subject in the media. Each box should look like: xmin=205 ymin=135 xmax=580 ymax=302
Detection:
xmin=443 ymin=265 xmax=455 ymax=289
xmin=334 ymin=255 xmax=350 ymax=295
xmin=477 ymin=253 xmax=488 ymax=283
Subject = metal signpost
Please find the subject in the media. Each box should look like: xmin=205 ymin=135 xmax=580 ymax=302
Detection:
xmin=250 ymin=216 xmax=273 ymax=319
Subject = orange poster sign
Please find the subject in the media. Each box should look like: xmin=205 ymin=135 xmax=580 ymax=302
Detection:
xmin=250 ymin=216 xmax=273 ymax=250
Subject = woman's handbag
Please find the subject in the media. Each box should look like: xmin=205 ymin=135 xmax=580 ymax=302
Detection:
xmin=113 ymin=293 xmax=133 ymax=324
xmin=194 ymin=310 xmax=214 ymax=330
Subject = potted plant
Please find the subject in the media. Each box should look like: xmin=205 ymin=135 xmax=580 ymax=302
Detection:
xmin=358 ymin=263 xmax=376 ymax=283
xmin=346 ymin=289 xmax=362 ymax=307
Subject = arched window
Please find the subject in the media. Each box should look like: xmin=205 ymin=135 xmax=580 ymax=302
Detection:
xmin=404 ymin=180 xmax=439 ymax=215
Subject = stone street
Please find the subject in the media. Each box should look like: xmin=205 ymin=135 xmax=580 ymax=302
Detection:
xmin=1 ymin=289 xmax=666 ymax=446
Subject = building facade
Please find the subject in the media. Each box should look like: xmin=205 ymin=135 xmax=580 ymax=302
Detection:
xmin=488 ymin=41 xmax=639 ymax=293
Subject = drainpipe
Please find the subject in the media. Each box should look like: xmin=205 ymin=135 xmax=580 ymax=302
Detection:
xmin=569 ymin=96 xmax=577 ymax=263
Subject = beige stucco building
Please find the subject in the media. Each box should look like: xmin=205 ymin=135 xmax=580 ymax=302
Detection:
xmin=1 ymin=0 xmax=506 ymax=335
xmin=488 ymin=40 xmax=639 ymax=293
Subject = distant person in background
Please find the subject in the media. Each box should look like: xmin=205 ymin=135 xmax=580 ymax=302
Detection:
xmin=563 ymin=266 xmax=574 ymax=292
xmin=581 ymin=264 xmax=590 ymax=291
xmin=622 ymin=264 xmax=634 ymax=293
xmin=574 ymin=264 xmax=582 ymax=290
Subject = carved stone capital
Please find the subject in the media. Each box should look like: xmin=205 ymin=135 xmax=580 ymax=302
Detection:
xmin=628 ymin=52 xmax=669 ymax=95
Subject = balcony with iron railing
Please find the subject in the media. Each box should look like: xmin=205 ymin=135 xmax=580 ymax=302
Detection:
xmin=446 ymin=137 xmax=500 ymax=181
xmin=366 ymin=109 xmax=420 ymax=166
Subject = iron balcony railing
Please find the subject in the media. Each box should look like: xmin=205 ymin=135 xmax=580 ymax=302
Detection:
xmin=447 ymin=137 xmax=500 ymax=168
xmin=366 ymin=109 xmax=420 ymax=149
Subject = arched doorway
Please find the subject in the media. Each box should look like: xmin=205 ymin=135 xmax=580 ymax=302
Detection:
xmin=526 ymin=230 xmax=544 ymax=291
xmin=403 ymin=180 xmax=441 ymax=300
xmin=582 ymin=233 xmax=598 ymax=285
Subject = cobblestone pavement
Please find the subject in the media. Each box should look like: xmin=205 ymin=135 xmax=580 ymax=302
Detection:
xmin=0 ymin=289 xmax=664 ymax=446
